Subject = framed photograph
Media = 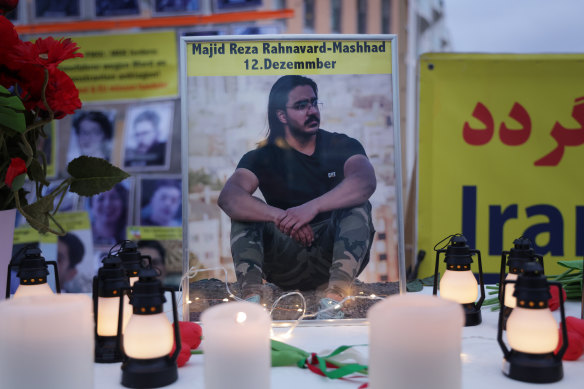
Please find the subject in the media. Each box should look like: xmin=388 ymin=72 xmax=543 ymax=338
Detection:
xmin=94 ymin=0 xmax=140 ymax=18
xmin=5 ymin=0 xmax=24 ymax=24
xmin=152 ymin=0 xmax=200 ymax=16
xmin=212 ymin=0 xmax=262 ymax=12
xmin=231 ymin=24 xmax=282 ymax=35
xmin=33 ymin=0 xmax=83 ymax=22
xmin=180 ymin=35 xmax=405 ymax=322
xmin=53 ymin=212 xmax=96 ymax=293
xmin=138 ymin=175 xmax=182 ymax=227
xmin=86 ymin=177 xmax=133 ymax=248
xmin=67 ymin=109 xmax=116 ymax=163
xmin=122 ymin=101 xmax=174 ymax=172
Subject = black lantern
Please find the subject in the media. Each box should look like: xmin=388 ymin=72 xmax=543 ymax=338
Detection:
xmin=497 ymin=261 xmax=568 ymax=383
xmin=93 ymin=254 xmax=130 ymax=363
xmin=433 ymin=234 xmax=485 ymax=326
xmin=119 ymin=267 xmax=181 ymax=388
xmin=6 ymin=246 xmax=60 ymax=298
xmin=118 ymin=241 xmax=147 ymax=286
xmin=499 ymin=237 xmax=544 ymax=326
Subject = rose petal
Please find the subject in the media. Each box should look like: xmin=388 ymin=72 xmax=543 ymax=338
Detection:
xmin=179 ymin=321 xmax=202 ymax=350
xmin=170 ymin=341 xmax=191 ymax=367
xmin=555 ymin=328 xmax=584 ymax=361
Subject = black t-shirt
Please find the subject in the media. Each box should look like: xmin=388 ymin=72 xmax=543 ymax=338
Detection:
xmin=237 ymin=129 xmax=367 ymax=222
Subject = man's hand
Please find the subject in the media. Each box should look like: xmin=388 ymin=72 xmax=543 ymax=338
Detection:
xmin=291 ymin=224 xmax=315 ymax=247
xmin=277 ymin=202 xmax=319 ymax=236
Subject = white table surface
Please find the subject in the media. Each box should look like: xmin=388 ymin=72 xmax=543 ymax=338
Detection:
xmin=95 ymin=295 xmax=584 ymax=389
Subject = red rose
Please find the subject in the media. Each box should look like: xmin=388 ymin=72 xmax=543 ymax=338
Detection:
xmin=566 ymin=316 xmax=584 ymax=337
xmin=170 ymin=341 xmax=191 ymax=367
xmin=548 ymin=285 xmax=567 ymax=311
xmin=0 ymin=0 xmax=18 ymax=16
xmin=43 ymin=68 xmax=82 ymax=118
xmin=5 ymin=157 xmax=27 ymax=188
xmin=0 ymin=15 xmax=21 ymax=69
xmin=555 ymin=328 xmax=584 ymax=361
xmin=178 ymin=321 xmax=202 ymax=350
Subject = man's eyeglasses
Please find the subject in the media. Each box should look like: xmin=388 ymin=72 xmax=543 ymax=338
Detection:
xmin=286 ymin=99 xmax=323 ymax=111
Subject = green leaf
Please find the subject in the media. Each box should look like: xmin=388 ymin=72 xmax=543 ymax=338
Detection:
xmin=0 ymin=86 xmax=26 ymax=134
xmin=67 ymin=156 xmax=130 ymax=196
xmin=558 ymin=260 xmax=583 ymax=271
xmin=28 ymin=158 xmax=50 ymax=186
xmin=421 ymin=274 xmax=435 ymax=286
xmin=10 ymin=173 xmax=26 ymax=192
xmin=21 ymin=196 xmax=54 ymax=234
xmin=406 ymin=279 xmax=423 ymax=292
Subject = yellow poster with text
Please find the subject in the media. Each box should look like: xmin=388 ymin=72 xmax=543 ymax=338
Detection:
xmin=61 ymin=30 xmax=178 ymax=102
xmin=418 ymin=53 xmax=584 ymax=278
xmin=186 ymin=40 xmax=391 ymax=76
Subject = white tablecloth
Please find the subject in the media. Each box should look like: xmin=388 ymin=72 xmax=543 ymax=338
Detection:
xmin=95 ymin=297 xmax=584 ymax=389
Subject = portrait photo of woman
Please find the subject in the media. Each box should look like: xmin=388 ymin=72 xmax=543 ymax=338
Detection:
xmin=67 ymin=110 xmax=115 ymax=163
xmin=88 ymin=180 xmax=132 ymax=246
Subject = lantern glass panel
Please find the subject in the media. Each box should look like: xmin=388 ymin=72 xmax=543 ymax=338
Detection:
xmin=14 ymin=283 xmax=53 ymax=298
xmin=123 ymin=313 xmax=173 ymax=359
xmin=439 ymin=269 xmax=478 ymax=304
xmin=507 ymin=307 xmax=558 ymax=353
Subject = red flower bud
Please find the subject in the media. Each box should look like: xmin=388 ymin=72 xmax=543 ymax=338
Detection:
xmin=548 ymin=285 xmax=567 ymax=311
xmin=4 ymin=157 xmax=26 ymax=188
xmin=170 ymin=341 xmax=191 ymax=367
xmin=178 ymin=321 xmax=202 ymax=350
xmin=555 ymin=328 xmax=584 ymax=361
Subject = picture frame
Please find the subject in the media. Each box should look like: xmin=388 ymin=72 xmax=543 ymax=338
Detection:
xmin=122 ymin=101 xmax=174 ymax=172
xmin=180 ymin=34 xmax=405 ymax=323
xmin=32 ymin=0 xmax=84 ymax=22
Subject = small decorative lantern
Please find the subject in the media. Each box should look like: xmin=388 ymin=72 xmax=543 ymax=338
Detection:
xmin=120 ymin=267 xmax=181 ymax=388
xmin=6 ymin=246 xmax=60 ymax=298
xmin=497 ymin=261 xmax=568 ymax=383
xmin=93 ymin=254 xmax=130 ymax=363
xmin=433 ymin=234 xmax=485 ymax=326
xmin=499 ymin=237 xmax=544 ymax=326
xmin=118 ymin=240 xmax=145 ymax=286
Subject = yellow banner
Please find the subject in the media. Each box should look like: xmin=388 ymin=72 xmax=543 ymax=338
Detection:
xmin=418 ymin=53 xmax=584 ymax=277
xmin=127 ymin=226 xmax=182 ymax=241
xmin=186 ymin=40 xmax=392 ymax=76
xmin=61 ymin=31 xmax=178 ymax=102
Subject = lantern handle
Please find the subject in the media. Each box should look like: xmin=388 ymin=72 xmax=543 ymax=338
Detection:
xmin=535 ymin=254 xmax=545 ymax=273
xmin=473 ymin=249 xmax=485 ymax=309
xmin=550 ymin=281 xmax=569 ymax=361
xmin=46 ymin=260 xmax=61 ymax=293
xmin=117 ymin=286 xmax=130 ymax=362
xmin=5 ymin=263 xmax=13 ymax=299
xmin=497 ymin=280 xmax=515 ymax=359
xmin=432 ymin=248 xmax=446 ymax=296
xmin=165 ymin=287 xmax=182 ymax=363
xmin=498 ymin=251 xmax=510 ymax=305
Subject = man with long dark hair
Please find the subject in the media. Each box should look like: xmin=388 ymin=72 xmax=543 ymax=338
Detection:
xmin=218 ymin=75 xmax=376 ymax=319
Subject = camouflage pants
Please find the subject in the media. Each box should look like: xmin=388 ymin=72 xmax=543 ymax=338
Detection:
xmin=230 ymin=202 xmax=375 ymax=298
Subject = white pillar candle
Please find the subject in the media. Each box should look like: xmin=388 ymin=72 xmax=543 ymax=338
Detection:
xmin=368 ymin=294 xmax=464 ymax=389
xmin=202 ymin=301 xmax=271 ymax=389
xmin=0 ymin=294 xmax=94 ymax=389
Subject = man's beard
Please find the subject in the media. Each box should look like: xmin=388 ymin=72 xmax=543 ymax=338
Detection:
xmin=288 ymin=115 xmax=320 ymax=140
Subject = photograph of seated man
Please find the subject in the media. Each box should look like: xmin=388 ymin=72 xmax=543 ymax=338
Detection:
xmin=218 ymin=75 xmax=376 ymax=319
